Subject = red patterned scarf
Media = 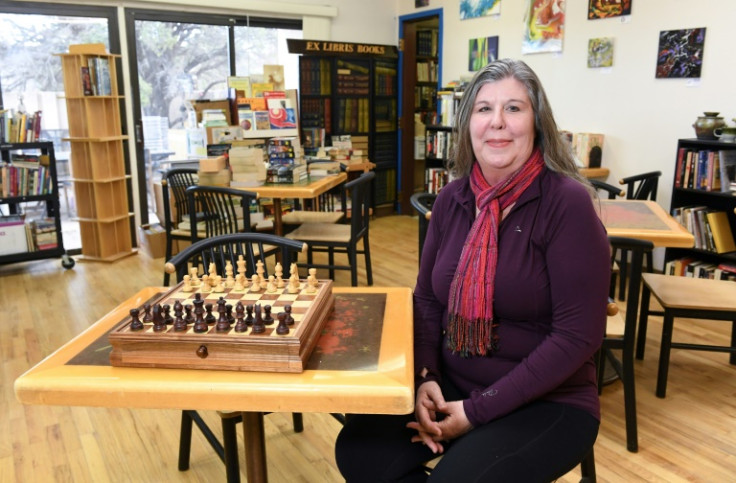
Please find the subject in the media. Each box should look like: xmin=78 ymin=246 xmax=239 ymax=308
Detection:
xmin=447 ymin=149 xmax=545 ymax=357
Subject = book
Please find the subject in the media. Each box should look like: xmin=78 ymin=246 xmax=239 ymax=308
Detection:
xmin=81 ymin=66 xmax=93 ymax=95
xmin=705 ymin=211 xmax=736 ymax=254
xmin=237 ymin=108 xmax=255 ymax=131
xmin=267 ymin=98 xmax=297 ymax=129
xmin=254 ymin=111 xmax=271 ymax=130
xmin=719 ymin=150 xmax=736 ymax=192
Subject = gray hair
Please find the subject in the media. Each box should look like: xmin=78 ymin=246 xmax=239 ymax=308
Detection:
xmin=449 ymin=58 xmax=589 ymax=189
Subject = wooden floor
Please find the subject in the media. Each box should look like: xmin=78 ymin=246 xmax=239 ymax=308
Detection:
xmin=2 ymin=214 xmax=735 ymax=482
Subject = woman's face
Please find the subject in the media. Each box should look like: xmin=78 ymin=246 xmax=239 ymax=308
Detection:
xmin=469 ymin=77 xmax=536 ymax=185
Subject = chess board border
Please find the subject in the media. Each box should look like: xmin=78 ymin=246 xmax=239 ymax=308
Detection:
xmin=109 ymin=279 xmax=335 ymax=373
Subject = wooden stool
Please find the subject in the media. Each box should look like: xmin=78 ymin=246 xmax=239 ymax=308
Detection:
xmin=636 ymin=273 xmax=736 ymax=398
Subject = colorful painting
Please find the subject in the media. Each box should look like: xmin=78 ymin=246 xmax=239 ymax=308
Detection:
xmin=522 ymin=0 xmax=566 ymax=54
xmin=469 ymin=36 xmax=499 ymax=71
xmin=588 ymin=0 xmax=632 ymax=20
xmin=588 ymin=37 xmax=614 ymax=68
xmin=655 ymin=28 xmax=706 ymax=79
xmin=415 ymin=0 xmax=429 ymax=7
xmin=460 ymin=0 xmax=501 ymax=20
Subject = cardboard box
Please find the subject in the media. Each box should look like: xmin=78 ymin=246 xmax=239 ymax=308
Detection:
xmin=0 ymin=220 xmax=28 ymax=255
xmin=153 ymin=181 xmax=175 ymax=226
xmin=138 ymin=223 xmax=167 ymax=259
xmin=199 ymin=155 xmax=227 ymax=173
xmin=190 ymin=99 xmax=232 ymax=125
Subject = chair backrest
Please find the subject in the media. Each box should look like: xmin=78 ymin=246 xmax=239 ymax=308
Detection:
xmin=164 ymin=232 xmax=307 ymax=285
xmin=161 ymin=168 xmax=198 ymax=232
xmin=608 ymin=236 xmax=653 ymax=338
xmin=185 ymin=185 xmax=258 ymax=241
xmin=619 ymin=171 xmax=661 ymax=201
xmin=347 ymin=172 xmax=375 ymax=240
xmin=590 ymin=179 xmax=625 ymax=200
xmin=410 ymin=192 xmax=437 ymax=264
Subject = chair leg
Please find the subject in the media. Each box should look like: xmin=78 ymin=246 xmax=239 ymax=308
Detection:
xmin=221 ymin=416 xmax=241 ymax=483
xmin=328 ymin=248 xmax=336 ymax=281
xmin=621 ymin=342 xmax=638 ymax=452
xmin=636 ymin=284 xmax=652 ymax=360
xmin=178 ymin=410 xmax=194 ymax=471
xmin=164 ymin=237 xmax=173 ymax=286
xmin=580 ymin=446 xmax=596 ymax=483
xmin=292 ymin=413 xmax=304 ymax=433
xmin=363 ymin=235 xmax=373 ymax=286
xmin=618 ymin=249 xmax=628 ymax=301
xmin=731 ymin=320 xmax=736 ymax=365
xmin=656 ymin=313 xmax=675 ymax=398
xmin=348 ymin=244 xmax=358 ymax=287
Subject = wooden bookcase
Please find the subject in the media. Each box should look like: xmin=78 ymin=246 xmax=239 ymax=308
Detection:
xmin=664 ymin=138 xmax=736 ymax=278
xmin=289 ymin=39 xmax=398 ymax=213
xmin=423 ymin=125 xmax=451 ymax=194
xmin=57 ymin=43 xmax=135 ymax=262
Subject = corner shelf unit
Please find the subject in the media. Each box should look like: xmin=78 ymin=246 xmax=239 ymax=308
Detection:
xmin=665 ymin=138 xmax=736 ymax=274
xmin=57 ymin=43 xmax=135 ymax=262
xmin=0 ymin=142 xmax=74 ymax=269
xmin=423 ymin=125 xmax=451 ymax=194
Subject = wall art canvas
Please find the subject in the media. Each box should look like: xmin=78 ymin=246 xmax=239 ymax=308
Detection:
xmin=655 ymin=28 xmax=706 ymax=79
xmin=460 ymin=0 xmax=501 ymax=20
xmin=522 ymin=0 xmax=566 ymax=54
xmin=415 ymin=0 xmax=429 ymax=7
xmin=588 ymin=37 xmax=614 ymax=68
xmin=588 ymin=0 xmax=632 ymax=19
xmin=469 ymin=36 xmax=499 ymax=71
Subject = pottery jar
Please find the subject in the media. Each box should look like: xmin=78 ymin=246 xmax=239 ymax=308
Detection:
xmin=693 ymin=112 xmax=726 ymax=140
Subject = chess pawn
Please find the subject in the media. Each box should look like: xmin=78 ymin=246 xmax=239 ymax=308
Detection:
xmin=236 ymin=255 xmax=247 ymax=277
xmin=182 ymin=274 xmax=193 ymax=292
xmin=225 ymin=261 xmax=235 ymax=288
xmin=266 ymin=275 xmax=277 ymax=293
xmin=276 ymin=312 xmax=289 ymax=335
xmin=234 ymin=302 xmax=247 ymax=333
xmin=275 ymin=262 xmax=283 ymax=279
xmin=213 ymin=275 xmax=225 ymax=293
xmin=234 ymin=273 xmax=245 ymax=291
xmin=129 ymin=308 xmax=144 ymax=331
xmin=251 ymin=304 xmax=265 ymax=334
xmin=276 ymin=273 xmax=285 ymax=289
xmin=288 ymin=273 xmax=300 ymax=294
xmin=200 ymin=274 xmax=211 ymax=293
xmin=290 ymin=262 xmax=298 ymax=279
xmin=189 ymin=268 xmax=200 ymax=286
xmin=256 ymin=260 xmax=265 ymax=286
xmin=250 ymin=274 xmax=261 ymax=292
xmin=209 ymin=262 xmax=217 ymax=280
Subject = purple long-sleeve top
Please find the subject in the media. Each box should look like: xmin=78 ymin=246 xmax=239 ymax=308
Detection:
xmin=413 ymin=167 xmax=610 ymax=426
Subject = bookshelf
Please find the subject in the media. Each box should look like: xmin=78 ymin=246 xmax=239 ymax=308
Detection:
xmin=289 ymin=39 xmax=399 ymax=212
xmin=0 ymin=141 xmax=74 ymax=268
xmin=57 ymin=43 xmax=135 ymax=262
xmin=423 ymin=125 xmax=451 ymax=194
xmin=664 ymin=138 xmax=736 ymax=280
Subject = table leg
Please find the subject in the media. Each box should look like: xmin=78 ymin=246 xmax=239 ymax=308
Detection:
xmin=242 ymin=411 xmax=268 ymax=483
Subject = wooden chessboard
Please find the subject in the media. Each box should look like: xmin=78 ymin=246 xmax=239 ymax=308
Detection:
xmin=109 ymin=278 xmax=334 ymax=373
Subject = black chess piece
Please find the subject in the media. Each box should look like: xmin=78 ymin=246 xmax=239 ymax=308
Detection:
xmin=226 ymin=303 xmax=234 ymax=324
xmin=152 ymin=304 xmax=166 ymax=332
xmin=130 ymin=308 xmax=143 ymax=331
xmin=142 ymin=303 xmax=152 ymax=323
xmin=193 ymin=293 xmax=208 ymax=333
xmin=284 ymin=305 xmax=295 ymax=325
xmin=184 ymin=304 xmax=193 ymax=325
xmin=216 ymin=298 xmax=230 ymax=332
xmin=263 ymin=304 xmax=274 ymax=325
xmin=252 ymin=304 xmax=265 ymax=334
xmin=205 ymin=303 xmax=216 ymax=325
xmin=245 ymin=304 xmax=254 ymax=326
xmin=173 ymin=301 xmax=187 ymax=331
xmin=276 ymin=312 xmax=289 ymax=335
xmin=163 ymin=304 xmax=173 ymax=325
xmin=234 ymin=301 xmax=248 ymax=333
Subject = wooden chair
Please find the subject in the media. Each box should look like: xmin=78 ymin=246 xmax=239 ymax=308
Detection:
xmin=614 ymin=171 xmax=661 ymax=301
xmin=286 ymin=172 xmax=374 ymax=286
xmin=185 ymin=185 xmax=258 ymax=240
xmin=410 ymin=192 xmax=437 ymax=266
xmin=164 ymin=232 xmax=307 ymax=483
xmin=161 ymin=168 xmax=198 ymax=285
xmin=599 ymin=236 xmax=653 ymax=453
xmin=590 ymin=179 xmax=624 ymax=200
xmin=281 ymin=181 xmax=347 ymax=227
xmin=636 ymin=273 xmax=736 ymax=398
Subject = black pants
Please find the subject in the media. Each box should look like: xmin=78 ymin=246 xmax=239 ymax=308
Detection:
xmin=335 ymin=399 xmax=599 ymax=483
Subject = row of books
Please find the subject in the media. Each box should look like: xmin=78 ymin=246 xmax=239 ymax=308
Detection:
xmin=0 ymin=156 xmax=52 ymax=198
xmin=0 ymin=109 xmax=42 ymax=144
xmin=335 ymin=97 xmax=370 ymax=134
xmin=0 ymin=216 xmax=57 ymax=254
xmin=81 ymin=56 xmax=111 ymax=96
xmin=671 ymin=206 xmax=736 ymax=254
xmin=664 ymin=257 xmax=736 ymax=282
xmin=415 ymin=85 xmax=437 ymax=110
xmin=374 ymin=63 xmax=397 ymax=96
xmin=299 ymin=57 xmax=332 ymax=96
xmin=425 ymin=129 xmax=453 ymax=160
xmin=437 ymin=90 xmax=462 ymax=127
xmin=416 ymin=28 xmax=439 ymax=57
xmin=236 ymin=90 xmax=297 ymax=132
xmin=674 ymin=148 xmax=736 ymax=192
xmin=416 ymin=60 xmax=439 ymax=83
xmin=425 ymin=167 xmax=448 ymax=194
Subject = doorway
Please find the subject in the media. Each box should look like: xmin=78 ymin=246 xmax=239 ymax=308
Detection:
xmin=397 ymin=9 xmax=442 ymax=214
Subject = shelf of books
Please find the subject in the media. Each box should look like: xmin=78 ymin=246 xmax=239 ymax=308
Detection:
xmin=57 ymin=43 xmax=135 ymax=263
xmin=0 ymin=141 xmax=73 ymax=268
xmin=424 ymin=125 xmax=452 ymax=194
xmin=665 ymin=138 xmax=736 ymax=281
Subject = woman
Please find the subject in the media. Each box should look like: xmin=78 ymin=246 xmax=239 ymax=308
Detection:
xmin=335 ymin=58 xmax=610 ymax=482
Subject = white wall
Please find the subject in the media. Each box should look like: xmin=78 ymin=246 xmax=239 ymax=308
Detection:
xmin=395 ymin=0 xmax=736 ymax=217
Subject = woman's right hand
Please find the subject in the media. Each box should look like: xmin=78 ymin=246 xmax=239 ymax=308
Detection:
xmin=406 ymin=381 xmax=447 ymax=453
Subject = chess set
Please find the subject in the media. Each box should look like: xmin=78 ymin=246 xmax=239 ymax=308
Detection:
xmin=109 ymin=259 xmax=334 ymax=373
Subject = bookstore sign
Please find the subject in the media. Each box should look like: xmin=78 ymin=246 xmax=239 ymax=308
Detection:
xmin=287 ymin=39 xmax=398 ymax=58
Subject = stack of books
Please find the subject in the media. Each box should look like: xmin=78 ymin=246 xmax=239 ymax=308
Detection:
xmin=229 ymin=144 xmax=267 ymax=187
xmin=265 ymin=137 xmax=307 ymax=184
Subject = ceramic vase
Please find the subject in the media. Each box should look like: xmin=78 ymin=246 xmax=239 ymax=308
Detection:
xmin=693 ymin=112 xmax=726 ymax=140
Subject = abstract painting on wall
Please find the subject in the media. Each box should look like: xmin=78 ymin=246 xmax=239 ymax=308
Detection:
xmin=655 ymin=28 xmax=706 ymax=79
xmin=469 ymin=36 xmax=499 ymax=71
xmin=522 ymin=0 xmax=565 ymax=54
xmin=588 ymin=0 xmax=632 ymax=20
xmin=588 ymin=37 xmax=614 ymax=68
xmin=460 ymin=0 xmax=501 ymax=20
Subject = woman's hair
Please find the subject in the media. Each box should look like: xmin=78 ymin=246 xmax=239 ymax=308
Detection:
xmin=449 ymin=58 xmax=589 ymax=188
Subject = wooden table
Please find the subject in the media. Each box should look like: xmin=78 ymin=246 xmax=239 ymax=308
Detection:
xmin=15 ymin=285 xmax=413 ymax=483
xmin=597 ymin=199 xmax=695 ymax=248
xmin=580 ymin=167 xmax=610 ymax=179
xmin=245 ymin=172 xmax=348 ymax=235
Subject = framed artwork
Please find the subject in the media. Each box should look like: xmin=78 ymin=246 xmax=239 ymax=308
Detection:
xmin=588 ymin=0 xmax=632 ymax=20
xmin=522 ymin=0 xmax=566 ymax=54
xmin=655 ymin=28 xmax=706 ymax=79
xmin=588 ymin=37 xmax=614 ymax=68
xmin=415 ymin=0 xmax=429 ymax=7
xmin=460 ymin=0 xmax=501 ymax=20
xmin=469 ymin=36 xmax=499 ymax=71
